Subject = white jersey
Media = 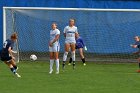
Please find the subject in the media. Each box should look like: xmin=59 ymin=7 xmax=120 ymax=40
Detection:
xmin=63 ymin=26 xmax=78 ymax=43
xmin=50 ymin=29 xmax=60 ymax=45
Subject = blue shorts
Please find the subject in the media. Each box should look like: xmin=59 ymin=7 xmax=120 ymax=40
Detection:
xmin=76 ymin=46 xmax=84 ymax=49
xmin=0 ymin=50 xmax=12 ymax=62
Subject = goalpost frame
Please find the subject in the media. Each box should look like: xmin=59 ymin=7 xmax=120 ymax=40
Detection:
xmin=3 ymin=6 xmax=140 ymax=41
xmin=3 ymin=7 xmax=140 ymax=62
xmin=3 ymin=6 xmax=140 ymax=42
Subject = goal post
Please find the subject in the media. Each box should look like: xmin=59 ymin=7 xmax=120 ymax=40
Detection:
xmin=3 ymin=7 xmax=140 ymax=62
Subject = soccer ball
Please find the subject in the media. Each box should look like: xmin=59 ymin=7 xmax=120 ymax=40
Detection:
xmin=30 ymin=54 xmax=37 ymax=61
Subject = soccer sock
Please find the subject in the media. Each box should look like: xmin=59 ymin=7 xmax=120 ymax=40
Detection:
xmin=10 ymin=67 xmax=16 ymax=74
xmin=63 ymin=52 xmax=68 ymax=61
xmin=139 ymin=63 xmax=140 ymax=69
xmin=73 ymin=61 xmax=75 ymax=66
xmin=71 ymin=51 xmax=75 ymax=62
xmin=62 ymin=61 xmax=65 ymax=68
xmin=55 ymin=59 xmax=59 ymax=72
xmin=13 ymin=65 xmax=17 ymax=70
xmin=69 ymin=57 xmax=72 ymax=63
xmin=81 ymin=58 xmax=85 ymax=63
xmin=50 ymin=59 xmax=54 ymax=71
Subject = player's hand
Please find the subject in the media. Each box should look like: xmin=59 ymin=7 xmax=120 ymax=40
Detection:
xmin=12 ymin=50 xmax=17 ymax=53
xmin=49 ymin=42 xmax=53 ymax=47
xmin=130 ymin=44 xmax=137 ymax=48
xmin=12 ymin=57 xmax=15 ymax=60
xmin=84 ymin=46 xmax=87 ymax=51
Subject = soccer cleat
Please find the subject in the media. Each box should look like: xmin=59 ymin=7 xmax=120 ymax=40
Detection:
xmin=15 ymin=73 xmax=21 ymax=78
xmin=83 ymin=63 xmax=86 ymax=66
xmin=15 ymin=67 xmax=19 ymax=71
xmin=68 ymin=63 xmax=71 ymax=65
xmin=56 ymin=71 xmax=59 ymax=74
xmin=73 ymin=63 xmax=75 ymax=70
xmin=49 ymin=70 xmax=53 ymax=74
xmin=62 ymin=63 xmax=65 ymax=70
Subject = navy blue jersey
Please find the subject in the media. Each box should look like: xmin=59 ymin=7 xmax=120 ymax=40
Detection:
xmin=76 ymin=37 xmax=85 ymax=49
xmin=1 ymin=39 xmax=14 ymax=54
xmin=135 ymin=41 xmax=140 ymax=49
xmin=0 ymin=39 xmax=14 ymax=61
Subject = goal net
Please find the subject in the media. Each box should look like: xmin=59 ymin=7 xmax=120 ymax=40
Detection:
xmin=3 ymin=7 xmax=140 ymax=62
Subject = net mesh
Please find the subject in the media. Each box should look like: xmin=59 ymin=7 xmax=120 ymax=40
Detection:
xmin=4 ymin=8 xmax=140 ymax=62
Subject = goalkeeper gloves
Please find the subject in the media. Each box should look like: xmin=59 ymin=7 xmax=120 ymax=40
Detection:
xmin=84 ymin=46 xmax=87 ymax=51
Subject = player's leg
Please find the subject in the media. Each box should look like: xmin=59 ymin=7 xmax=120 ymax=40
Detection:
xmin=79 ymin=48 xmax=86 ymax=66
xmin=137 ymin=58 xmax=140 ymax=72
xmin=68 ymin=57 xmax=72 ymax=65
xmin=10 ymin=59 xmax=18 ymax=71
xmin=54 ymin=45 xmax=60 ymax=74
xmin=68 ymin=48 xmax=72 ymax=65
xmin=4 ymin=59 xmax=21 ymax=77
xmin=9 ymin=59 xmax=21 ymax=77
xmin=71 ymin=43 xmax=76 ymax=69
xmin=63 ymin=43 xmax=70 ymax=69
xmin=49 ymin=47 xmax=54 ymax=74
xmin=54 ymin=52 xmax=59 ymax=74
xmin=4 ymin=61 xmax=16 ymax=74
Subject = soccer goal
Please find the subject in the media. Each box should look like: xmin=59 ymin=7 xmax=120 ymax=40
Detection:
xmin=3 ymin=7 xmax=140 ymax=62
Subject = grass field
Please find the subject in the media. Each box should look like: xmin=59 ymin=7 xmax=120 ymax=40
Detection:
xmin=0 ymin=61 xmax=140 ymax=93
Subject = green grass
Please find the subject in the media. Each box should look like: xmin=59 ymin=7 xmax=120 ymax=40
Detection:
xmin=0 ymin=61 xmax=140 ymax=93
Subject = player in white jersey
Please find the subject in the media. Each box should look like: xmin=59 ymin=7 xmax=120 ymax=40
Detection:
xmin=49 ymin=23 xmax=60 ymax=74
xmin=63 ymin=19 xmax=78 ymax=69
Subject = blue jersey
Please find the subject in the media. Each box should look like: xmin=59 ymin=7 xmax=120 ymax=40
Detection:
xmin=135 ymin=41 xmax=140 ymax=49
xmin=76 ymin=37 xmax=85 ymax=49
xmin=0 ymin=39 xmax=14 ymax=61
xmin=2 ymin=39 xmax=14 ymax=52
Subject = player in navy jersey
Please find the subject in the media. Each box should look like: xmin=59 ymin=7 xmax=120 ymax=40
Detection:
xmin=0 ymin=33 xmax=21 ymax=77
xmin=68 ymin=33 xmax=87 ymax=66
xmin=131 ymin=36 xmax=140 ymax=73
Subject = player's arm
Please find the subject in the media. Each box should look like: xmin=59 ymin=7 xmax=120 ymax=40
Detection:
xmin=8 ymin=47 xmax=15 ymax=59
xmin=81 ymin=38 xmax=87 ymax=51
xmin=64 ymin=33 xmax=66 ymax=38
xmin=63 ymin=27 xmax=66 ymax=38
xmin=50 ymin=34 xmax=60 ymax=47
xmin=130 ymin=44 xmax=138 ymax=48
xmin=75 ymin=27 xmax=78 ymax=38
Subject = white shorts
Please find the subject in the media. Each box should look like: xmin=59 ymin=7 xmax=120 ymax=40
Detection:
xmin=49 ymin=44 xmax=60 ymax=52
xmin=65 ymin=39 xmax=76 ymax=44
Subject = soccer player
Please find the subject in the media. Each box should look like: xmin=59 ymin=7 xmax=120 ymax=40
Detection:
xmin=0 ymin=33 xmax=21 ymax=77
xmin=68 ymin=33 xmax=87 ymax=66
xmin=63 ymin=18 xmax=78 ymax=69
xmin=131 ymin=36 xmax=140 ymax=72
xmin=49 ymin=23 xmax=60 ymax=74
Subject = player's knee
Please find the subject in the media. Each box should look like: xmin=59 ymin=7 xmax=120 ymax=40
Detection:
xmin=50 ymin=56 xmax=54 ymax=59
xmin=138 ymin=58 xmax=140 ymax=62
xmin=71 ymin=51 xmax=75 ymax=55
xmin=64 ymin=52 xmax=68 ymax=56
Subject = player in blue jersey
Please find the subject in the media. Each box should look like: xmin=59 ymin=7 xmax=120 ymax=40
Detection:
xmin=68 ymin=33 xmax=87 ymax=66
xmin=0 ymin=33 xmax=21 ymax=77
xmin=49 ymin=23 xmax=60 ymax=74
xmin=131 ymin=36 xmax=140 ymax=73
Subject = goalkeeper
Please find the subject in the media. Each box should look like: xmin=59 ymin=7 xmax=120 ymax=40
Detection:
xmin=68 ymin=33 xmax=87 ymax=66
xmin=131 ymin=36 xmax=140 ymax=72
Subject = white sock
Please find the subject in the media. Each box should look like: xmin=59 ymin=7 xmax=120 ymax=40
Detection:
xmin=63 ymin=52 xmax=68 ymax=61
xmin=55 ymin=59 xmax=59 ymax=72
xmin=50 ymin=59 xmax=54 ymax=71
xmin=72 ymin=51 xmax=75 ymax=61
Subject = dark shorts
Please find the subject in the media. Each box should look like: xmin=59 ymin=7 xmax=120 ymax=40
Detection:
xmin=76 ymin=46 xmax=84 ymax=49
xmin=0 ymin=50 xmax=12 ymax=62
